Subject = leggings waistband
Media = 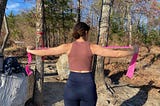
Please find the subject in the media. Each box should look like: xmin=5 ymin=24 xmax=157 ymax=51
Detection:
xmin=68 ymin=71 xmax=94 ymax=82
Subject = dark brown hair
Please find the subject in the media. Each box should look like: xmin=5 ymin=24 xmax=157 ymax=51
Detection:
xmin=72 ymin=22 xmax=90 ymax=39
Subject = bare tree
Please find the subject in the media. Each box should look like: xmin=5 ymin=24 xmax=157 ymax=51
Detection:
xmin=94 ymin=0 xmax=113 ymax=87
xmin=126 ymin=1 xmax=132 ymax=46
xmin=33 ymin=0 xmax=45 ymax=105
xmin=0 ymin=0 xmax=8 ymax=72
xmin=93 ymin=0 xmax=114 ymax=105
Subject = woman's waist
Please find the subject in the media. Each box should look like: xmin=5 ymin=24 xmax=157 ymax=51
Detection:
xmin=69 ymin=61 xmax=92 ymax=72
xmin=70 ymin=70 xmax=91 ymax=73
xmin=68 ymin=71 xmax=94 ymax=82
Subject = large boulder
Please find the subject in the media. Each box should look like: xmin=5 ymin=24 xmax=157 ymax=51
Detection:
xmin=56 ymin=54 xmax=70 ymax=80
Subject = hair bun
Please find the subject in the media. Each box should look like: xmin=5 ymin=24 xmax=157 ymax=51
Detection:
xmin=72 ymin=31 xmax=80 ymax=39
xmin=72 ymin=22 xmax=90 ymax=39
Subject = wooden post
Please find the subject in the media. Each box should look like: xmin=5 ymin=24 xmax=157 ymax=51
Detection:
xmin=0 ymin=14 xmax=10 ymax=72
xmin=0 ymin=0 xmax=8 ymax=36
xmin=1 ymin=14 xmax=10 ymax=53
xmin=33 ymin=0 xmax=45 ymax=105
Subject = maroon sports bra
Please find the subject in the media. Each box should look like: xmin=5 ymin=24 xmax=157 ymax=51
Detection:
xmin=68 ymin=41 xmax=93 ymax=71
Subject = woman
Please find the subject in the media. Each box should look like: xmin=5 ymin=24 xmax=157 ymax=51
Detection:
xmin=27 ymin=22 xmax=139 ymax=106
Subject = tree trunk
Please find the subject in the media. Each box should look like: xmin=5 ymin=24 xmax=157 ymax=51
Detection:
xmin=0 ymin=0 xmax=8 ymax=36
xmin=94 ymin=0 xmax=113 ymax=88
xmin=93 ymin=0 xmax=114 ymax=105
xmin=127 ymin=2 xmax=132 ymax=46
xmin=33 ymin=0 xmax=45 ymax=105
xmin=0 ymin=1 xmax=8 ymax=72
xmin=62 ymin=0 xmax=66 ymax=43
xmin=77 ymin=0 xmax=81 ymax=22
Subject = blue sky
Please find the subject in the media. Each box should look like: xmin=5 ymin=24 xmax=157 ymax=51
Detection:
xmin=6 ymin=0 xmax=36 ymax=15
xmin=5 ymin=0 xmax=160 ymax=16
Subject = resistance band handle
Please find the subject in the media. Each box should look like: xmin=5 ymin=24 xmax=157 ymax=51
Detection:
xmin=25 ymin=47 xmax=48 ymax=76
xmin=27 ymin=53 xmax=32 ymax=64
xmin=25 ymin=52 xmax=33 ymax=76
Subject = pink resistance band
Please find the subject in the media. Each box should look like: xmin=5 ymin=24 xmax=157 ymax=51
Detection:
xmin=106 ymin=46 xmax=139 ymax=78
xmin=25 ymin=47 xmax=48 ymax=76
xmin=126 ymin=53 xmax=138 ymax=78
xmin=25 ymin=53 xmax=33 ymax=76
xmin=106 ymin=46 xmax=131 ymax=49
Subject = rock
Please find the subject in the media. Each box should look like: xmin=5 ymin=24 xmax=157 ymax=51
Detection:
xmin=56 ymin=54 xmax=69 ymax=80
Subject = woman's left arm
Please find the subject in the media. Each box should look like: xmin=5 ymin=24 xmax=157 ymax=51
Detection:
xmin=90 ymin=44 xmax=138 ymax=58
xmin=27 ymin=44 xmax=70 ymax=56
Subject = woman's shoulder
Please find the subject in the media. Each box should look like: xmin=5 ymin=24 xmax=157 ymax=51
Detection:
xmin=63 ymin=43 xmax=74 ymax=55
xmin=90 ymin=43 xmax=107 ymax=54
xmin=90 ymin=43 xmax=99 ymax=48
xmin=90 ymin=43 xmax=100 ymax=54
xmin=61 ymin=43 xmax=72 ymax=48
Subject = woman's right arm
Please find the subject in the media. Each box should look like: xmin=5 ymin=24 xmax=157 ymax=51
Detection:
xmin=27 ymin=43 xmax=71 ymax=56
xmin=90 ymin=44 xmax=138 ymax=58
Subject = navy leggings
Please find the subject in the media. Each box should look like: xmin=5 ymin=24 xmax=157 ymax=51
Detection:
xmin=64 ymin=72 xmax=97 ymax=106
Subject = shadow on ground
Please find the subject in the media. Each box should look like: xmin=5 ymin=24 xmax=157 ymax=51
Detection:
xmin=43 ymin=81 xmax=65 ymax=106
xmin=120 ymin=81 xmax=160 ymax=106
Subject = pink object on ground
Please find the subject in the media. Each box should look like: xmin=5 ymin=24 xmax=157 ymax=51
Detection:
xmin=25 ymin=53 xmax=33 ymax=76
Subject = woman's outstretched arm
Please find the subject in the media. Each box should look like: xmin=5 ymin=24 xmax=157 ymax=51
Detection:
xmin=27 ymin=43 xmax=71 ymax=56
xmin=90 ymin=44 xmax=139 ymax=58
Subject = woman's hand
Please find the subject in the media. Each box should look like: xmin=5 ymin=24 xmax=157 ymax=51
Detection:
xmin=133 ymin=45 xmax=139 ymax=54
xmin=26 ymin=46 xmax=35 ymax=53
